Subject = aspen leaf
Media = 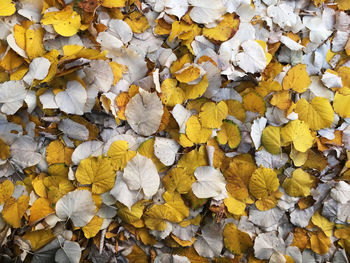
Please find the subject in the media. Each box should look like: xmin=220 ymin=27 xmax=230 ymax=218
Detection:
xmin=249 ymin=167 xmax=279 ymax=199
xmin=261 ymin=126 xmax=281 ymax=154
xmin=55 ymin=240 xmax=81 ymax=263
xmin=76 ymin=156 xmax=115 ymax=194
xmin=125 ymin=90 xmax=164 ymax=136
xmin=123 ymin=153 xmax=160 ymax=197
xmin=182 ymin=75 xmax=209 ymax=100
xmin=41 ymin=6 xmax=81 ymax=37
xmin=163 ymin=167 xmax=195 ymax=194
xmin=185 ymin=115 xmax=212 ymax=144
xmin=177 ymin=145 xmax=208 ymax=175
xmin=216 ymin=120 xmax=241 ymax=149
xmin=2 ymin=196 xmax=29 ymax=228
xmin=281 ymin=120 xmax=314 ymax=153
xmin=0 ymin=0 xmax=16 ymax=16
xmin=282 ymin=168 xmax=315 ymax=197
xmin=82 ymin=216 xmax=103 ymax=239
xmin=102 ymin=0 xmax=126 ymax=8
xmin=29 ymin=198 xmax=54 ymax=224
xmin=224 ymin=193 xmax=246 ymax=216
xmin=46 ymin=140 xmax=73 ymax=166
xmin=203 ymin=13 xmax=239 ymax=42
xmin=124 ymin=11 xmax=149 ymax=33
xmin=160 ymin=78 xmax=185 ymax=107
xmin=174 ymin=65 xmax=201 ymax=84
xmin=242 ymin=92 xmax=266 ymax=116
xmin=23 ymin=229 xmax=55 ymax=251
xmin=192 ymin=166 xmax=227 ymax=200
xmin=138 ymin=138 xmax=167 ymax=172
xmin=333 ymin=89 xmax=350 ymax=118
xmin=199 ymin=101 xmax=228 ymax=129
xmin=107 ymin=140 xmax=136 ymax=171
xmin=295 ymin=97 xmax=334 ymax=130
xmin=154 ymin=137 xmax=180 ymax=166
xmin=282 ymin=64 xmax=311 ymax=93
xmin=236 ymin=40 xmax=267 ymax=73
xmin=0 ymin=180 xmax=14 ymax=204
xmin=223 ymin=223 xmax=252 ymax=255
xmin=311 ymin=211 xmax=334 ymax=237
xmin=55 ymin=81 xmax=87 ymax=115
xmin=310 ymin=231 xmax=331 ymax=255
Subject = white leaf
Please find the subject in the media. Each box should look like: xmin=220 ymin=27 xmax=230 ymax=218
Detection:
xmin=10 ymin=136 xmax=42 ymax=169
xmin=255 ymin=149 xmax=288 ymax=169
xmin=0 ymin=80 xmax=27 ymax=115
xmin=303 ymin=16 xmax=332 ymax=44
xmin=55 ymin=190 xmax=96 ymax=227
xmin=123 ymin=153 xmax=160 ymax=197
xmin=110 ymin=173 xmax=142 ymax=209
xmin=236 ymin=40 xmax=267 ymax=73
xmin=254 ymin=232 xmax=285 ymax=260
xmin=267 ymin=4 xmax=299 ymax=31
xmin=23 ymin=57 xmax=51 ymax=85
xmin=154 ymin=137 xmax=180 ymax=166
xmin=55 ymin=80 xmax=87 ymax=115
xmin=7 ymin=33 xmax=27 ymax=58
xmin=125 ymin=90 xmax=163 ymax=136
xmin=280 ymin=36 xmax=304 ymax=51
xmin=164 ymin=0 xmax=188 ymax=19
xmin=194 ymin=221 xmax=223 ymax=258
xmin=188 ymin=0 xmax=226 ymax=26
xmin=321 ymin=71 xmax=342 ymax=89
xmin=55 ymin=240 xmax=81 ymax=263
xmin=330 ymin=181 xmax=350 ymax=204
xmin=251 ymin=117 xmax=267 ymax=150
xmin=84 ymin=60 xmax=114 ymax=93
xmin=58 ymin=119 xmax=89 ymax=141
xmin=192 ymin=166 xmax=227 ymax=200
xmin=97 ymin=31 xmax=123 ymax=51
xmin=71 ymin=140 xmax=103 ymax=165
xmin=172 ymin=104 xmax=192 ymax=134
xmin=39 ymin=90 xmax=58 ymax=109
xmin=248 ymin=207 xmax=284 ymax=228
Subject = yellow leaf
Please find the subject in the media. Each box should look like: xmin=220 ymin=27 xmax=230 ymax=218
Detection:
xmin=163 ymin=167 xmax=195 ymax=194
xmin=0 ymin=138 xmax=10 ymax=160
xmin=41 ymin=6 xmax=81 ymax=37
xmin=226 ymin=100 xmax=246 ymax=122
xmin=282 ymin=168 xmax=315 ymax=197
xmin=124 ymin=11 xmax=149 ymax=33
xmin=255 ymin=192 xmax=280 ymax=211
xmin=44 ymin=176 xmax=74 ymax=204
xmin=82 ymin=215 xmax=103 ymax=239
xmin=126 ymin=245 xmax=148 ymax=263
xmin=181 ymin=74 xmax=209 ymax=100
xmin=203 ymin=13 xmax=239 ymax=42
xmin=160 ymin=78 xmax=185 ymax=107
xmin=174 ymin=65 xmax=201 ymax=83
xmin=335 ymin=0 xmax=350 ymax=10
xmin=290 ymin=146 xmax=308 ymax=166
xmin=2 ymin=196 xmax=29 ymax=228
xmin=0 ymin=0 xmax=16 ymax=16
xmin=169 ymin=21 xmax=201 ymax=43
xmin=109 ymin=61 xmax=127 ymax=85
xmin=270 ymin=90 xmax=292 ymax=110
xmin=185 ymin=115 xmax=212 ymax=144
xmin=199 ymin=101 xmax=228 ymax=129
xmin=281 ymin=120 xmax=314 ymax=153
xmin=224 ymin=154 xmax=257 ymax=200
xmin=76 ymin=156 xmax=116 ymax=194
xmin=333 ymin=89 xmax=350 ymax=118
xmin=117 ymin=201 xmax=145 ymax=227
xmin=178 ymin=145 xmax=208 ymax=175
xmin=223 ymin=223 xmax=253 ymax=255
xmin=101 ymin=0 xmax=126 ymax=8
xmin=310 ymin=231 xmax=331 ymax=255
xmin=295 ymin=97 xmax=334 ymax=130
xmin=46 ymin=140 xmax=73 ymax=166
xmin=261 ymin=126 xmax=281 ymax=154
xmin=23 ymin=229 xmax=55 ymax=251
xmin=242 ymin=92 xmax=266 ymax=116
xmin=0 ymin=180 xmax=14 ymax=204
xmin=249 ymin=167 xmax=279 ymax=199
xmin=144 ymin=192 xmax=189 ymax=231
xmin=29 ymin=198 xmax=54 ymax=224
xmin=0 ymin=49 xmax=24 ymax=71
xmin=137 ymin=138 xmax=167 ymax=172
xmin=216 ymin=120 xmax=241 ymax=149
xmin=282 ymin=64 xmax=311 ymax=93
xmin=311 ymin=211 xmax=334 ymax=237
xmin=224 ymin=193 xmax=246 ymax=216
xmin=26 ymin=28 xmax=45 ymax=60
xmin=175 ymin=247 xmax=210 ymax=263
xmin=32 ymin=173 xmax=47 ymax=198
xmin=107 ymin=140 xmax=136 ymax=171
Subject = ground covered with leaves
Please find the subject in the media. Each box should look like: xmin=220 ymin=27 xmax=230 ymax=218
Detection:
xmin=0 ymin=0 xmax=350 ymax=262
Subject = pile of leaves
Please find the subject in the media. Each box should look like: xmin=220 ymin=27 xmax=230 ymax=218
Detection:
xmin=0 ymin=0 xmax=350 ymax=262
